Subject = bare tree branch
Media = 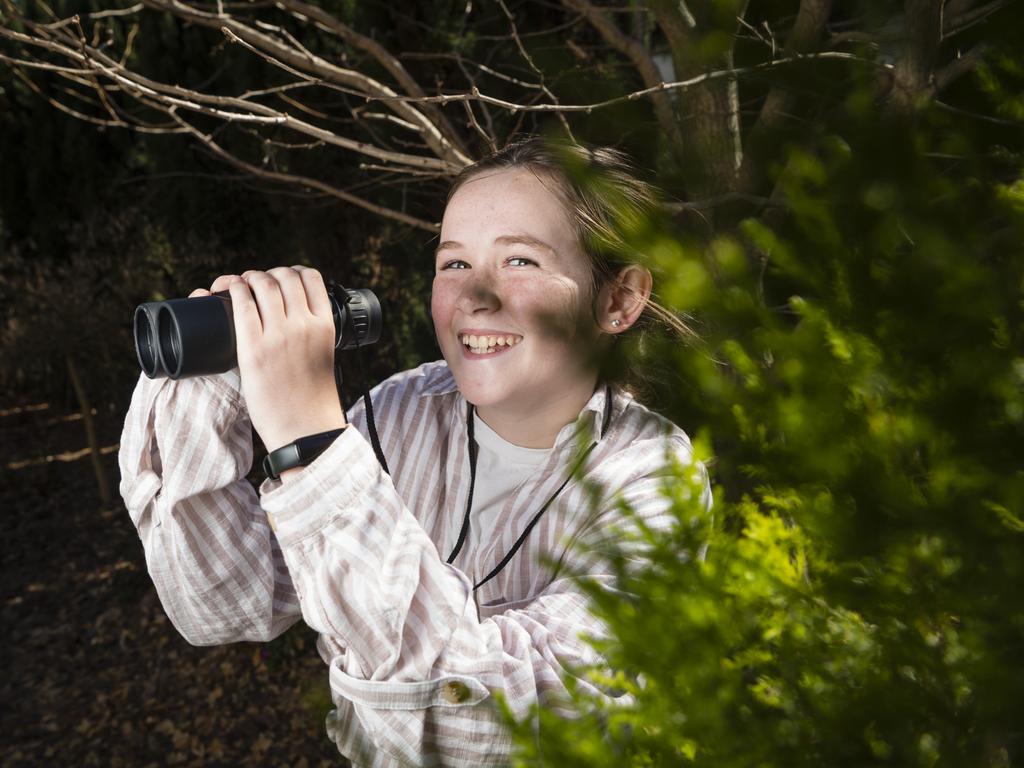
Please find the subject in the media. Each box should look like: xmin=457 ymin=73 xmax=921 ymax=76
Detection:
xmin=138 ymin=0 xmax=471 ymax=167
xmin=0 ymin=21 xmax=458 ymax=173
xmin=496 ymin=0 xmax=575 ymax=141
xmin=943 ymin=0 xmax=1011 ymax=37
xmin=935 ymin=98 xmax=1024 ymax=126
xmin=5 ymin=61 xmax=185 ymax=133
xmin=86 ymin=3 xmax=145 ymax=20
xmin=272 ymin=0 xmax=468 ymax=158
xmin=561 ymin=0 xmax=684 ymax=153
xmin=166 ymin=109 xmax=439 ymax=232
xmin=934 ymin=41 xmax=990 ymax=90
xmin=400 ymin=51 xmax=547 ymax=91
xmin=463 ymin=98 xmax=498 ymax=153
xmin=370 ymin=52 xmax=884 ymax=113
xmin=2 ymin=0 xmax=994 ymax=236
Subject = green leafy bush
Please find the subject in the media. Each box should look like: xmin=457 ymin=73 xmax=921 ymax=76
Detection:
xmin=510 ymin=64 xmax=1024 ymax=768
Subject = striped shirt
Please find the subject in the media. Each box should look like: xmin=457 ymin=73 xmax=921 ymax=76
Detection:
xmin=119 ymin=360 xmax=709 ymax=767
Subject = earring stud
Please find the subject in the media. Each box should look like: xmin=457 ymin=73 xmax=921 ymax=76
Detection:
xmin=611 ymin=319 xmax=621 ymax=328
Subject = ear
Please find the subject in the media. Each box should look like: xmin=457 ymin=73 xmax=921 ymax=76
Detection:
xmin=596 ymin=264 xmax=653 ymax=334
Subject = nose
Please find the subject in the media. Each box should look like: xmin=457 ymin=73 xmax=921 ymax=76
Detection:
xmin=456 ymin=269 xmax=501 ymax=314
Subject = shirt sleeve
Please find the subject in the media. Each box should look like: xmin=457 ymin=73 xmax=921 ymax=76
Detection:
xmin=259 ymin=425 xmax=708 ymax=767
xmin=118 ymin=371 xmax=301 ymax=645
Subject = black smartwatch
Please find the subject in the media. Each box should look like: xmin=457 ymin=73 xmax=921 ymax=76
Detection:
xmin=262 ymin=427 xmax=347 ymax=481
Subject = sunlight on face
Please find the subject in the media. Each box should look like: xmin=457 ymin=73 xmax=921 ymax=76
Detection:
xmin=431 ymin=168 xmax=602 ymax=419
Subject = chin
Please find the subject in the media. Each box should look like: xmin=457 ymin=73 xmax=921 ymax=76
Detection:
xmin=451 ymin=377 xmax=507 ymax=408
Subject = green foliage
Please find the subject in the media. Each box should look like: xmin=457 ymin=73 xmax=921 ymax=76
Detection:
xmin=507 ymin=50 xmax=1024 ymax=768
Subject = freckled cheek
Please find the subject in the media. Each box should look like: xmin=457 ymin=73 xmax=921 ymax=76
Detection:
xmin=506 ymin=280 xmax=584 ymax=340
xmin=430 ymin=280 xmax=457 ymax=333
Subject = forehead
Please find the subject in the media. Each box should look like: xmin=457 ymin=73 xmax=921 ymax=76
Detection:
xmin=440 ymin=168 xmax=580 ymax=255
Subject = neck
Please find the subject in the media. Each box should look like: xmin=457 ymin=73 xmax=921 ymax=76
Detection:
xmin=474 ymin=373 xmax=600 ymax=449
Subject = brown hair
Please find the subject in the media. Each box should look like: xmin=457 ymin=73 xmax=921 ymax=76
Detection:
xmin=447 ymin=136 xmax=697 ymax=399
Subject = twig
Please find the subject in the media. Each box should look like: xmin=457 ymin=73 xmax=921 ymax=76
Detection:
xmin=1 ymin=23 xmax=457 ymax=172
xmin=6 ymin=63 xmax=184 ymax=133
xmin=87 ymin=3 xmax=144 ymax=20
xmin=943 ymin=0 xmax=1013 ymax=38
xmin=463 ymin=96 xmax=498 ymax=153
xmin=561 ymin=0 xmax=682 ymax=150
xmin=373 ymin=51 xmax=887 ymax=113
xmin=358 ymin=163 xmax=446 ymax=177
xmin=134 ymin=0 xmax=466 ymax=164
xmin=934 ymin=99 xmax=1024 ymax=127
xmin=934 ymin=41 xmax=990 ymax=91
xmin=271 ymin=0 xmax=470 ymax=162
xmin=167 ymin=109 xmax=439 ymax=232
xmin=120 ymin=22 xmax=139 ymax=66
xmin=400 ymin=51 xmax=545 ymax=90
xmin=496 ymin=0 xmax=575 ymax=141
xmin=239 ymin=80 xmax=317 ymax=101
xmin=352 ymin=109 xmax=423 ymax=133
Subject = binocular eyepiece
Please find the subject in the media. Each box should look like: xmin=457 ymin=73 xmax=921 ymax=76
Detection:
xmin=134 ymin=283 xmax=382 ymax=380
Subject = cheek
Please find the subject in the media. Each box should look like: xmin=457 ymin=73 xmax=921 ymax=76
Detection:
xmin=508 ymin=276 xmax=590 ymax=340
xmin=430 ymin=278 xmax=455 ymax=329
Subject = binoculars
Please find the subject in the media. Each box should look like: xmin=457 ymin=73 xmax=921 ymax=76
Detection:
xmin=134 ymin=283 xmax=382 ymax=379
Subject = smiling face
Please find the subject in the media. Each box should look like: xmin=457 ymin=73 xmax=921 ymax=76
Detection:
xmin=432 ymin=168 xmax=605 ymax=435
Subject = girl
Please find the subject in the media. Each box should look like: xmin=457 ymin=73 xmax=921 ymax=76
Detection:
xmin=119 ymin=138 xmax=710 ymax=766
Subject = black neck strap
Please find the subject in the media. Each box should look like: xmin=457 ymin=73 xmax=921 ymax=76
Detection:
xmin=445 ymin=384 xmax=615 ymax=591
xmin=332 ymin=282 xmax=389 ymax=476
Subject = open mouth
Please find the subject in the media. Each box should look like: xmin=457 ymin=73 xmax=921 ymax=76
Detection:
xmin=459 ymin=333 xmax=522 ymax=355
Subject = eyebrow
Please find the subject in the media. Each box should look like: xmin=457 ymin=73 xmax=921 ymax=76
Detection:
xmin=434 ymin=234 xmax=559 ymax=259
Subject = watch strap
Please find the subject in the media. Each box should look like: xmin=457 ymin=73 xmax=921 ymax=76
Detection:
xmin=262 ymin=427 xmax=347 ymax=481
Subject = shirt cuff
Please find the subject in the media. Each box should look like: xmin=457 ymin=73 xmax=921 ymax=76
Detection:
xmin=258 ymin=427 xmax=384 ymax=548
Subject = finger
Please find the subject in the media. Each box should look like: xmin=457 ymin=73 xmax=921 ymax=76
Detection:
xmin=292 ymin=265 xmax=332 ymax=318
xmin=210 ymin=274 xmax=242 ymax=293
xmin=189 ymin=288 xmax=211 ymax=298
xmin=242 ymin=270 xmax=286 ymax=331
xmin=228 ymin=279 xmax=262 ymax=349
xmin=266 ymin=266 xmax=310 ymax=318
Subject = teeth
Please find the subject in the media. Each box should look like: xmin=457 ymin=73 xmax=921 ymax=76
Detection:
xmin=460 ymin=333 xmax=520 ymax=352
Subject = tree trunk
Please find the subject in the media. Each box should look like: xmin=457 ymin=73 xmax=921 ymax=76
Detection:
xmin=651 ymin=0 xmax=745 ymax=207
xmin=66 ymin=353 xmax=111 ymax=507
xmin=889 ymin=0 xmax=944 ymax=111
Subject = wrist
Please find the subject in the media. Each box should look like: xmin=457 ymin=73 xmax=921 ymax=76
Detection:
xmin=279 ymin=465 xmax=307 ymax=483
xmin=264 ymin=406 xmax=347 ymax=454
xmin=264 ymin=424 xmax=348 ymax=483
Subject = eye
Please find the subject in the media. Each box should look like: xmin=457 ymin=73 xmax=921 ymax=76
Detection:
xmin=439 ymin=259 xmax=470 ymax=270
xmin=507 ymin=256 xmax=537 ymax=267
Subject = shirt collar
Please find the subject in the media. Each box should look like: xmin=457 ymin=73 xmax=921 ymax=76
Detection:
xmin=418 ymin=360 xmax=459 ymax=396
xmin=553 ymin=380 xmax=623 ymax=447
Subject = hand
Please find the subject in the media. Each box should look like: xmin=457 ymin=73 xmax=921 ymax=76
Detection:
xmin=194 ymin=267 xmax=346 ymax=452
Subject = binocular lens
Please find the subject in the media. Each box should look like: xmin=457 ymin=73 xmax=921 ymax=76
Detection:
xmin=134 ymin=303 xmax=164 ymax=379
xmin=157 ymin=306 xmax=183 ymax=377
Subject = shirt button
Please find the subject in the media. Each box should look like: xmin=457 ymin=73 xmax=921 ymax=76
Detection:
xmin=441 ymin=681 xmax=470 ymax=704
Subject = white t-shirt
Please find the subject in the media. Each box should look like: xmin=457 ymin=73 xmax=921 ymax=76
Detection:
xmin=466 ymin=411 xmax=550 ymax=554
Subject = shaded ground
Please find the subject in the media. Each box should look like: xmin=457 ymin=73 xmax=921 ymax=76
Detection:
xmin=0 ymin=399 xmax=346 ymax=767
